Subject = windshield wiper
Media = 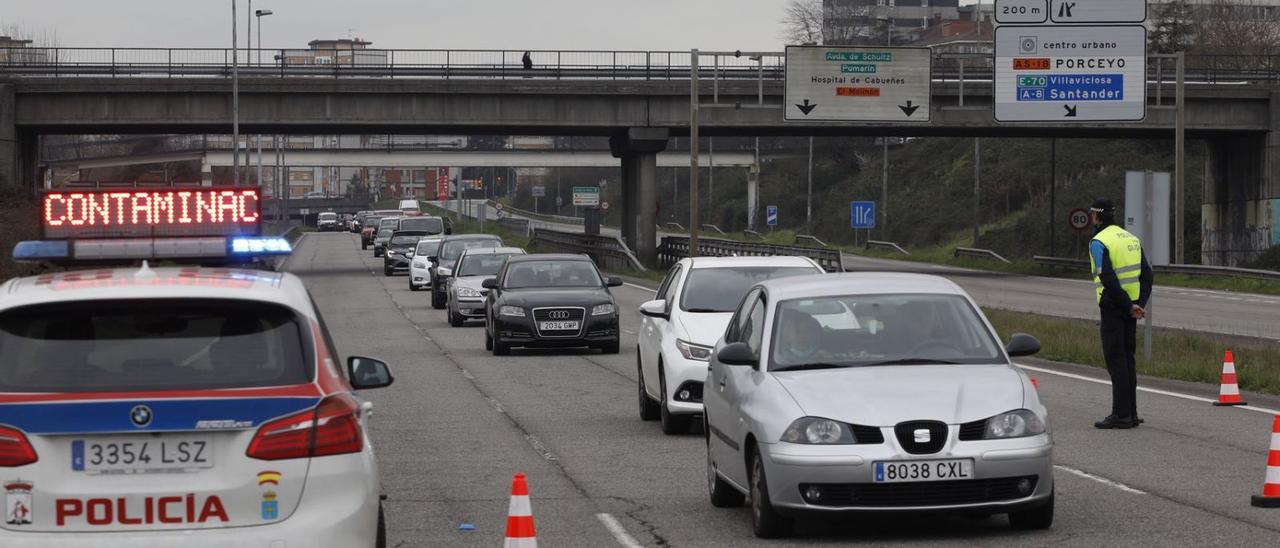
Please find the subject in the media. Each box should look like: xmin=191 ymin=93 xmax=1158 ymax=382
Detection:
xmin=773 ymin=362 xmax=855 ymax=372
xmin=861 ymin=358 xmax=961 ymax=366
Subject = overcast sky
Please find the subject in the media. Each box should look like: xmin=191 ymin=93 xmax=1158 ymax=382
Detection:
xmin=3 ymin=0 xmax=983 ymax=51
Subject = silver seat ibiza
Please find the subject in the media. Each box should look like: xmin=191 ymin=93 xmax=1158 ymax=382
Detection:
xmin=704 ymin=273 xmax=1053 ymax=538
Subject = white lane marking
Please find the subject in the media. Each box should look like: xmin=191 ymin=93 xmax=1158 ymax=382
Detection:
xmin=623 ymin=282 xmax=658 ymax=293
xmin=1016 ymin=363 xmax=1280 ymax=416
xmin=596 ymin=513 xmax=644 ymax=548
xmin=1054 ymin=465 xmax=1147 ymax=495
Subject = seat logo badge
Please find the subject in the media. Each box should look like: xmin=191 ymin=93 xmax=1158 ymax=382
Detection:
xmin=130 ymin=405 xmax=153 ymax=428
xmin=913 ymin=429 xmax=930 ymax=443
xmin=548 ymin=310 xmax=571 ymax=320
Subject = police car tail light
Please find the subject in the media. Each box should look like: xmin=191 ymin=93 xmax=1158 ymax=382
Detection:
xmin=0 ymin=425 xmax=38 ymax=467
xmin=246 ymin=395 xmax=363 ymax=461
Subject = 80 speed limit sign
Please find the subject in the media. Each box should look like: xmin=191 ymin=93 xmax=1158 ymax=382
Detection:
xmin=1068 ymin=208 xmax=1090 ymax=231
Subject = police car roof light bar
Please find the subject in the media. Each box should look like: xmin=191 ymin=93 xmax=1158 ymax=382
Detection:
xmin=12 ymin=240 xmax=71 ymax=261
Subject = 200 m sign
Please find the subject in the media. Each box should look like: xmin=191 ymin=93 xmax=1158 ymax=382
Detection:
xmin=874 ymin=459 xmax=974 ymax=483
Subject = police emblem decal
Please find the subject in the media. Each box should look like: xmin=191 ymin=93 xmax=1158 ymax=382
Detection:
xmin=5 ymin=481 xmax=33 ymax=525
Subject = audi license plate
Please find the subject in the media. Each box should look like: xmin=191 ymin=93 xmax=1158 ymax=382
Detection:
xmin=72 ymin=436 xmax=214 ymax=474
xmin=539 ymin=321 xmax=580 ymax=331
xmin=874 ymin=459 xmax=973 ymax=483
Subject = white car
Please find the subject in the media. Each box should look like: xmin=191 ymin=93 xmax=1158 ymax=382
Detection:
xmin=636 ymin=256 xmax=825 ymax=434
xmin=445 ymin=247 xmax=526 ymax=327
xmin=704 ymin=273 xmax=1053 ymax=538
xmin=409 ymin=235 xmax=446 ymax=291
xmin=0 ymin=265 xmax=395 ymax=547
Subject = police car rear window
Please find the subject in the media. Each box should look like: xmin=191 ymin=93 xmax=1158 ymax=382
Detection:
xmin=0 ymin=299 xmax=312 ymax=393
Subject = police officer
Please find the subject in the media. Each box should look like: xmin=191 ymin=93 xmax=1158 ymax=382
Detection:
xmin=1088 ymin=198 xmax=1154 ymax=429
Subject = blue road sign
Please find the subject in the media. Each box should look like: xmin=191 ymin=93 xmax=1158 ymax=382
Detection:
xmin=766 ymin=206 xmax=778 ymax=226
xmin=851 ymin=201 xmax=876 ymax=229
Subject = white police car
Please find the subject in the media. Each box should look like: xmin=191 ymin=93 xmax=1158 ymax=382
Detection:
xmin=0 ymin=185 xmax=395 ymax=547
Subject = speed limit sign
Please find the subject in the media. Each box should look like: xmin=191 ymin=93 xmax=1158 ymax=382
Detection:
xmin=601 ymin=202 xmax=610 ymax=211
xmin=1068 ymin=208 xmax=1090 ymax=232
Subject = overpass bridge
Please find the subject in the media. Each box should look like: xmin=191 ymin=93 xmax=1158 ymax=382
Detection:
xmin=3 ymin=48 xmax=1278 ymax=265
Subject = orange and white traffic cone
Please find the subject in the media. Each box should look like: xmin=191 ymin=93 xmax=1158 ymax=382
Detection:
xmin=1251 ymin=415 xmax=1280 ymax=508
xmin=504 ymin=472 xmax=537 ymax=548
xmin=1214 ymin=350 xmax=1246 ymax=406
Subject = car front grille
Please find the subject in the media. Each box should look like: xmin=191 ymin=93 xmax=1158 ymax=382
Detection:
xmin=532 ymin=307 xmax=586 ymax=337
xmin=799 ymin=476 xmax=1038 ymax=508
xmin=959 ymin=420 xmax=987 ymax=441
xmin=851 ymin=424 xmax=886 ymax=444
xmin=894 ymin=420 xmax=949 ymax=454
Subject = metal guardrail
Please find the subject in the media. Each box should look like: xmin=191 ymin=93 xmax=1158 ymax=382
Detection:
xmin=743 ymin=229 xmax=764 ymax=240
xmin=666 ymin=222 xmax=686 ymax=231
xmin=1032 ymin=255 xmax=1280 ymax=281
xmin=955 ymin=247 xmax=1011 ymax=264
xmin=496 ymin=217 xmax=530 ymax=236
xmin=529 ymin=228 xmax=645 ymax=272
xmin=795 ymin=234 xmax=828 ymax=248
xmin=487 ymin=200 xmax=583 ymax=226
xmin=658 ymin=236 xmax=845 ymax=273
xmin=701 ymin=224 xmax=725 ymax=235
xmin=866 ymin=240 xmax=910 ymax=255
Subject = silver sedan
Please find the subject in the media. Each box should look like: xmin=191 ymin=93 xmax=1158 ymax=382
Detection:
xmin=704 ymin=273 xmax=1053 ymax=538
xmin=445 ymin=247 xmax=526 ymax=327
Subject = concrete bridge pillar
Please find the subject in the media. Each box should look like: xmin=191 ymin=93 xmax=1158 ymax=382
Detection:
xmin=610 ymin=128 xmax=669 ymax=267
xmin=0 ymin=83 xmax=18 ymax=194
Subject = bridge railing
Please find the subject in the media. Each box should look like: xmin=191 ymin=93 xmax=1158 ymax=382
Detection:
xmin=529 ymin=228 xmax=645 ymax=272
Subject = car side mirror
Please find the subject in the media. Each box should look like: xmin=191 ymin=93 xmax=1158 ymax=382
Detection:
xmin=638 ymin=299 xmax=668 ymax=319
xmin=348 ymin=356 xmax=394 ymax=389
xmin=606 ymin=277 xmax=624 ymax=288
xmin=445 ymin=227 xmax=454 ymax=235
xmin=481 ymin=278 xmax=499 ymax=290
xmin=427 ymin=256 xmax=438 ymax=262
xmin=717 ymin=342 xmax=758 ymax=367
xmin=437 ymin=267 xmax=453 ymax=278
xmin=1005 ymin=333 xmax=1041 ymax=358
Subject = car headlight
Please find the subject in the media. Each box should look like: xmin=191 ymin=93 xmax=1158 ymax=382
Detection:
xmin=499 ymin=305 xmax=526 ymax=317
xmin=780 ymin=417 xmax=856 ymax=445
xmin=591 ymin=303 xmax=615 ymax=316
xmin=982 ymin=410 xmax=1046 ymax=439
xmin=458 ymin=287 xmax=482 ymax=298
xmin=675 ymin=339 xmax=713 ymax=362
xmin=412 ymin=261 xmax=426 ymax=269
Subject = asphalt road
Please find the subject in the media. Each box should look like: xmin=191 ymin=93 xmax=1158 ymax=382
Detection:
xmin=285 ymin=231 xmax=1280 ymax=547
xmin=438 ymin=201 xmax=1280 ymax=340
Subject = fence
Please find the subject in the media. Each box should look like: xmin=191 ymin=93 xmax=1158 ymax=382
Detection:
xmin=1032 ymin=255 xmax=1280 ymax=281
xmin=496 ymin=217 xmax=530 ymax=236
xmin=529 ymin=228 xmax=645 ymax=272
xmin=658 ymin=236 xmax=845 ymax=273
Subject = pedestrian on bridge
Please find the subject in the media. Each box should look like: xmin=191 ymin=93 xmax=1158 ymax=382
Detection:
xmin=522 ymin=51 xmax=533 ymax=71
xmin=1088 ymin=198 xmax=1154 ymax=430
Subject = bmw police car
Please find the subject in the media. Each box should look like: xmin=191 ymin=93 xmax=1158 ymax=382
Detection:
xmin=0 ymin=185 xmax=395 ymax=547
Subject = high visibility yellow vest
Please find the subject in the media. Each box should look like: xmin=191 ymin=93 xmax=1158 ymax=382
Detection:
xmin=1090 ymin=225 xmax=1143 ymax=304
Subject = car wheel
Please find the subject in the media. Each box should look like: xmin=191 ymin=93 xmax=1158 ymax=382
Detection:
xmin=431 ymin=287 xmax=445 ymax=309
xmin=362 ymin=241 xmax=369 ymax=250
xmin=485 ymin=326 xmax=494 ymax=351
xmin=601 ymin=339 xmax=620 ymax=354
xmin=707 ymin=433 xmax=744 ymax=508
xmin=750 ymin=447 xmax=794 ymax=539
xmin=384 ymin=266 xmax=393 ymax=277
xmin=493 ymin=337 xmax=510 ymax=356
xmin=1009 ymin=490 xmax=1054 ymax=530
xmin=660 ymin=367 xmax=691 ymax=435
xmin=374 ymin=501 xmax=387 ymax=548
xmin=409 ymin=283 xmax=419 ymax=292
xmin=448 ymin=305 xmax=464 ymax=327
xmin=637 ymin=352 xmax=659 ymax=422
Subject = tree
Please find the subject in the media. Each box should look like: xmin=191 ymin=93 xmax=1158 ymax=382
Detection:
xmin=780 ymin=0 xmax=824 ymax=45
xmin=1149 ymin=0 xmax=1195 ymax=54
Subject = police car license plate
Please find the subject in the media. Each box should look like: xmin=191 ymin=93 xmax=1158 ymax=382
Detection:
xmin=874 ymin=459 xmax=973 ymax=483
xmin=539 ymin=321 xmax=579 ymax=331
xmin=72 ymin=436 xmax=214 ymax=474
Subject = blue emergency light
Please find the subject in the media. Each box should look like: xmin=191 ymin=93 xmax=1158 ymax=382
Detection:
xmin=229 ymin=237 xmax=293 ymax=255
xmin=12 ymin=240 xmax=71 ymax=261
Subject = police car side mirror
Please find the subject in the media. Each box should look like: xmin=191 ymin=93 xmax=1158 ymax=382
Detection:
xmin=348 ymin=357 xmax=394 ymax=389
xmin=1005 ymin=333 xmax=1041 ymax=358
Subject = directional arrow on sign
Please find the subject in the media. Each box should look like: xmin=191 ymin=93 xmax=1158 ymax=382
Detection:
xmin=899 ymin=101 xmax=920 ymax=117
xmin=795 ymin=99 xmax=817 ymax=115
xmin=1063 ymin=104 xmax=1078 ymax=118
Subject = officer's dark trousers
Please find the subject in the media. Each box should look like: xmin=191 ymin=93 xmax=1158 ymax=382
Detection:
xmin=1100 ymin=308 xmax=1138 ymax=418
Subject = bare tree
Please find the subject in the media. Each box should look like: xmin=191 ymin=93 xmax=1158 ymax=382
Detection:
xmin=781 ymin=0 xmax=824 ymax=45
xmin=1189 ymin=0 xmax=1280 ymax=70
xmin=0 ymin=21 xmax=59 ymax=47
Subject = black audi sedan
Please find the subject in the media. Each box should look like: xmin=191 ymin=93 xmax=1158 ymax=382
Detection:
xmin=382 ymin=230 xmax=428 ymax=276
xmin=482 ymin=254 xmax=622 ymax=356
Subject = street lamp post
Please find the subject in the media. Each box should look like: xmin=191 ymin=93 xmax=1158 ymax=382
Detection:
xmin=253 ymin=8 xmax=273 ymax=191
xmin=231 ymin=0 xmax=239 ymax=185
xmin=879 ymin=15 xmax=892 ymax=234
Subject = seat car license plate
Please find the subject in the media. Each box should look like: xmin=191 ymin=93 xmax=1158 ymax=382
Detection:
xmin=874 ymin=459 xmax=973 ymax=483
xmin=539 ymin=321 xmax=579 ymax=331
xmin=72 ymin=436 xmax=214 ymax=474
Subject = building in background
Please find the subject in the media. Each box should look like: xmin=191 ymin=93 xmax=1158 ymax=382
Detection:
xmin=823 ymin=0 xmax=962 ymax=45
xmin=0 ymin=36 xmax=49 ymax=64
xmin=282 ymin=38 xmax=388 ymax=67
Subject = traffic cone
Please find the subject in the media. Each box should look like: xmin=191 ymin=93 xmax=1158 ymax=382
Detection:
xmin=1251 ymin=415 xmax=1280 ymax=508
xmin=504 ymin=473 xmax=537 ymax=548
xmin=1214 ymin=350 xmax=1247 ymax=406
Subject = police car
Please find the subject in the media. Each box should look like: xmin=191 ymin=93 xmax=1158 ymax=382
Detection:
xmin=0 ymin=185 xmax=395 ymax=547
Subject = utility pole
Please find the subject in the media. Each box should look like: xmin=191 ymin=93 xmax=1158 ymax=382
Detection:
xmin=881 ymin=18 xmax=892 ymax=234
xmin=231 ymin=0 xmax=240 ymax=185
xmin=973 ymin=138 xmax=981 ymax=247
xmin=1049 ymin=138 xmax=1057 ymax=257
xmin=806 ymin=136 xmax=814 ymax=231
xmin=708 ymin=137 xmax=714 ymax=209
xmin=1175 ymin=52 xmax=1186 ymax=263
xmin=690 ymin=49 xmax=701 ymax=257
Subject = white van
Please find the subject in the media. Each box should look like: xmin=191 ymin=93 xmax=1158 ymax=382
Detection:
xmin=398 ymin=199 xmax=421 ymax=216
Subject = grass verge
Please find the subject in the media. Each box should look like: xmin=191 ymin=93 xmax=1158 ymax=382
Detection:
xmin=983 ymin=308 xmax=1280 ymax=395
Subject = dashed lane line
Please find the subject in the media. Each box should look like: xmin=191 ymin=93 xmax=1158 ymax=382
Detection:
xmin=1017 ymin=363 xmax=1280 ymax=416
xmin=1054 ymin=465 xmax=1147 ymax=495
xmin=596 ymin=513 xmax=645 ymax=548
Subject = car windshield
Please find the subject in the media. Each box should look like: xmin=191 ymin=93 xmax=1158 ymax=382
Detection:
xmin=390 ymin=235 xmax=421 ymax=246
xmin=0 ymin=300 xmax=311 ymax=393
xmin=398 ymin=217 xmax=443 ymax=234
xmin=503 ymin=260 xmax=602 ymax=289
xmin=318 ymin=213 xmax=337 ymax=221
xmin=441 ymin=238 xmax=502 ymax=260
xmin=364 ymin=216 xmax=383 ymax=227
xmin=378 ymin=219 xmax=400 ymax=230
xmin=769 ymin=294 xmax=1005 ymax=371
xmin=681 ymin=266 xmax=819 ymax=313
xmin=458 ymin=253 xmax=520 ymax=277
xmin=377 ymin=229 xmax=393 ymax=239
xmin=416 ymin=239 xmax=443 ymax=255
